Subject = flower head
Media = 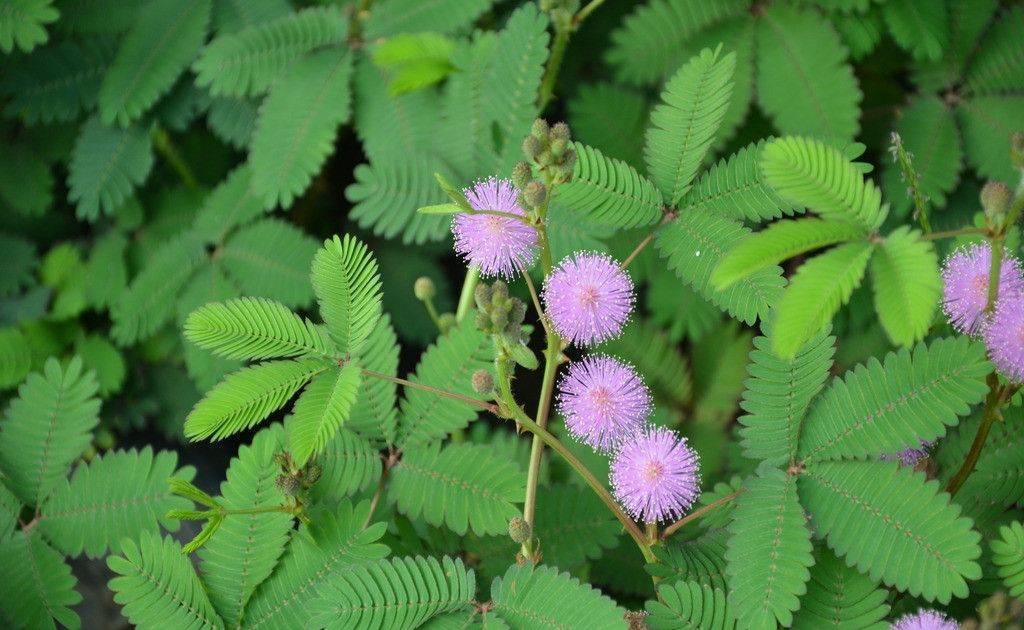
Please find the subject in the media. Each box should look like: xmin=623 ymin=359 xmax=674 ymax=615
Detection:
xmin=557 ymin=355 xmax=651 ymax=452
xmin=941 ymin=243 xmax=1024 ymax=335
xmin=984 ymin=294 xmax=1024 ymax=383
xmin=890 ymin=608 xmax=957 ymax=630
xmin=543 ymin=252 xmax=633 ymax=346
xmin=452 ymin=178 xmax=537 ymax=278
xmin=881 ymin=440 xmax=934 ymax=467
xmin=610 ymin=427 xmax=700 ymax=523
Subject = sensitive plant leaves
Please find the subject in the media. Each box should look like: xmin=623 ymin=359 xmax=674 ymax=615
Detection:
xmin=0 ymin=0 xmax=59 ymax=53
xmin=992 ymin=521 xmax=1024 ymax=599
xmin=791 ymin=547 xmax=890 ymax=629
xmin=556 ymin=141 xmax=663 ymax=229
xmin=219 ymin=219 xmax=319 ymax=309
xmin=286 ymin=362 xmax=361 ymax=466
xmin=185 ymin=297 xmax=334 ymax=361
xmin=0 ymin=531 xmax=81 ymax=630
xmin=869 ymin=227 xmax=941 ymax=346
xmin=646 ymin=580 xmax=735 ymax=629
xmin=310 ymin=234 xmax=383 ymax=357
xmin=68 ymin=116 xmax=154 ymax=221
xmin=490 ymin=563 xmax=627 ymax=628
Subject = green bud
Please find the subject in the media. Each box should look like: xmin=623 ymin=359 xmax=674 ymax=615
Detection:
xmin=303 ymin=462 xmax=322 ymax=486
xmin=624 ymin=611 xmax=649 ymax=630
xmin=531 ymin=118 xmax=550 ymax=139
xmin=438 ymin=313 xmax=456 ymax=332
xmin=413 ymin=276 xmax=436 ymax=301
xmin=508 ymin=300 xmax=527 ymax=328
xmin=491 ymin=280 xmax=509 ymax=300
xmin=981 ymin=181 xmax=1012 ymax=222
xmin=275 ymin=474 xmax=301 ymax=496
xmin=512 ymin=162 xmax=532 ymax=189
xmin=471 ymin=369 xmax=494 ymax=394
xmin=522 ymin=134 xmax=543 ymax=160
xmin=475 ymin=311 xmax=490 ymax=330
xmin=508 ymin=516 xmax=532 ymax=544
xmin=523 ymin=181 xmax=547 ymax=208
xmin=474 ymin=283 xmax=492 ymax=311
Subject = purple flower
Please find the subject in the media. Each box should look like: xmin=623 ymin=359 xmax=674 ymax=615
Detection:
xmin=610 ymin=427 xmax=700 ymax=523
xmin=941 ymin=243 xmax=1024 ymax=335
xmin=890 ymin=608 xmax=957 ymax=630
xmin=543 ymin=252 xmax=633 ymax=346
xmin=881 ymin=441 xmax=934 ymax=467
xmin=984 ymin=295 xmax=1024 ymax=383
xmin=557 ymin=355 xmax=651 ymax=453
xmin=452 ymin=178 xmax=537 ymax=278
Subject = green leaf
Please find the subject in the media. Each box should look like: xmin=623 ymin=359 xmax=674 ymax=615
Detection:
xmin=870 ymin=227 xmax=940 ymax=346
xmin=881 ymin=0 xmax=946 ymax=61
xmin=372 ymin=32 xmax=455 ymax=96
xmin=882 ymin=96 xmax=962 ymax=215
xmin=250 ymin=49 xmax=353 ymax=209
xmin=738 ymin=327 xmax=834 ymax=466
xmin=490 ymin=563 xmax=627 ymax=628
xmin=0 ymin=0 xmax=58 ymax=53
xmin=364 ymin=0 xmax=493 ymax=38
xmin=39 ymin=448 xmax=194 ymax=558
xmin=958 ymin=96 xmax=1024 ymax=185
xmin=75 ymin=334 xmax=126 ymax=397
xmin=599 ymin=319 xmax=692 ymax=407
xmin=771 ymin=241 xmax=875 ymax=359
xmin=206 ymin=96 xmax=259 ymax=149
xmin=287 ymin=362 xmax=361 ymax=466
xmin=645 ymin=46 xmax=735 ymax=205
xmin=798 ymin=336 xmax=989 ymax=463
xmin=308 ymin=427 xmax=383 ymax=502
xmin=992 ymin=521 xmax=1024 ymax=599
xmin=0 ymin=232 xmax=36 ymax=298
xmin=108 ymin=533 xmax=224 ymax=629
xmin=791 ymin=547 xmax=889 ymax=629
xmin=309 ymin=556 xmax=475 ymax=629
xmin=199 ymin=425 xmax=292 ymax=626
xmin=68 ymin=116 xmax=154 ymax=221
xmin=417 ymin=203 xmax=461 ymax=215
xmin=530 ymin=484 xmax=621 ymax=570
xmin=242 ymin=500 xmax=389 ymax=629
xmin=799 ymin=460 xmax=982 ymax=602
xmin=191 ymin=165 xmax=267 ymax=245
xmin=184 ymin=358 xmax=330 ymax=441
xmin=556 ymin=141 xmax=663 ymax=228
xmin=193 ymin=7 xmax=348 ymax=97
xmin=389 ymin=442 xmax=524 ymax=536
xmin=655 ymin=209 xmax=785 ymax=325
xmin=756 ymin=5 xmax=861 ymax=143
xmin=0 ymin=327 xmax=32 ymax=390
xmin=713 ymin=219 xmax=866 ymax=290
xmin=345 ymin=315 xmax=400 ymax=445
xmin=964 ymin=6 xmax=1024 ymax=97
xmin=186 ymin=297 xmax=334 ymax=361
xmin=646 ymin=580 xmax=736 ymax=629
xmin=568 ymin=82 xmax=648 ymax=168
xmin=761 ymin=136 xmax=886 ymax=231
xmin=98 ymin=0 xmax=212 ymax=126
xmin=397 ymin=316 xmax=495 ymax=448
xmin=220 ymin=219 xmax=318 ymax=309
xmin=0 ymin=531 xmax=81 ymax=630
xmin=310 ymin=234 xmax=384 ymax=356
xmin=725 ymin=467 xmax=813 ymax=629
xmin=0 ymin=478 xmax=19 ymax=542
xmin=0 ymin=357 xmax=99 ymax=507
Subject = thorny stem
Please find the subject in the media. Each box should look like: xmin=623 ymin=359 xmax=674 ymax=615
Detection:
xmin=455 ymin=266 xmax=481 ymax=323
xmin=152 ymin=126 xmax=198 ymax=190
xmin=921 ymin=226 xmax=988 ymax=241
xmin=361 ymin=368 xmax=499 ymax=415
xmin=660 ymin=489 xmax=743 ymax=540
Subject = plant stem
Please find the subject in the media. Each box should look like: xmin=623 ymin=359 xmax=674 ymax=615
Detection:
xmin=573 ymin=0 xmax=606 ymax=26
xmin=152 ymin=126 xmax=198 ymax=190
xmin=219 ymin=504 xmax=295 ymax=517
xmin=921 ymin=226 xmax=987 ymax=240
xmin=660 ymin=490 xmax=743 ymax=540
xmin=620 ymin=232 xmax=655 ymax=270
xmin=521 ymin=333 xmax=560 ymax=560
xmin=519 ymin=267 xmax=552 ymax=336
xmin=361 ymin=368 xmax=498 ymax=414
xmin=455 ymin=266 xmax=481 ymax=323
xmin=537 ymin=25 xmax=570 ymax=111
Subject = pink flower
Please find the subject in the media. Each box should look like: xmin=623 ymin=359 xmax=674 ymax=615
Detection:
xmin=543 ymin=252 xmax=633 ymax=346
xmin=881 ymin=441 xmax=934 ymax=467
xmin=452 ymin=178 xmax=537 ymax=278
xmin=984 ymin=295 xmax=1024 ymax=383
xmin=890 ymin=608 xmax=957 ymax=630
xmin=610 ymin=427 xmax=700 ymax=523
xmin=557 ymin=355 xmax=651 ymax=453
xmin=941 ymin=243 xmax=1024 ymax=335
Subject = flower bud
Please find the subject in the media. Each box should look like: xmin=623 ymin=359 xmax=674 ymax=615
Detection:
xmin=981 ymin=181 xmax=1012 ymax=223
xmin=531 ymin=118 xmax=550 ymax=139
xmin=275 ymin=474 xmax=301 ymax=496
xmin=438 ymin=313 xmax=456 ymax=331
xmin=522 ymin=134 xmax=543 ymax=160
xmin=413 ymin=276 xmax=436 ymax=301
xmin=474 ymin=283 xmax=492 ymax=310
xmin=303 ymin=463 xmax=322 ymax=485
xmin=471 ymin=369 xmax=494 ymax=394
xmin=508 ymin=516 xmax=532 ymax=544
xmin=550 ymin=121 xmax=570 ymax=142
xmin=522 ymin=181 xmax=547 ymax=208
xmin=512 ymin=162 xmax=532 ymax=189
xmin=491 ymin=280 xmax=509 ymax=301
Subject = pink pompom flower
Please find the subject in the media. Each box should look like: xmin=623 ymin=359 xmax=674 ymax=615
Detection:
xmin=881 ymin=440 xmax=934 ymax=467
xmin=610 ymin=427 xmax=700 ymax=523
xmin=557 ymin=355 xmax=651 ymax=453
xmin=543 ymin=252 xmax=633 ymax=346
xmin=941 ymin=243 xmax=1024 ymax=335
xmin=452 ymin=178 xmax=538 ymax=278
xmin=984 ymin=295 xmax=1024 ymax=383
xmin=890 ymin=608 xmax=957 ymax=630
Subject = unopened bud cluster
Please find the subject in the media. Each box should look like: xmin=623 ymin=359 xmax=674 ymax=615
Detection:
xmin=982 ymin=181 xmax=1012 ymax=226
xmin=474 ymin=280 xmax=527 ymax=340
xmin=273 ymin=452 xmax=321 ymax=497
xmin=519 ymin=119 xmax=576 ymax=188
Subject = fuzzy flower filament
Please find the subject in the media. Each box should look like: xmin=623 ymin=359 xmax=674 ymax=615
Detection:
xmin=941 ymin=243 xmax=1024 ymax=335
xmin=452 ymin=178 xmax=538 ymax=278
xmin=890 ymin=608 xmax=957 ymax=630
xmin=543 ymin=252 xmax=633 ymax=346
xmin=610 ymin=427 xmax=701 ymax=523
xmin=984 ymin=295 xmax=1024 ymax=383
xmin=557 ymin=355 xmax=651 ymax=453
xmin=881 ymin=440 xmax=934 ymax=468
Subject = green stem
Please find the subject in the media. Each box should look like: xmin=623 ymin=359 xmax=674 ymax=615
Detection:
xmin=660 ymin=490 xmax=743 ymax=540
xmin=362 ymin=368 xmax=498 ymax=414
xmin=422 ymin=297 xmax=443 ymax=332
xmin=219 ymin=504 xmax=295 ymax=517
xmin=455 ymin=266 xmax=480 ymax=323
xmin=520 ymin=333 xmax=561 ymax=560
xmin=537 ymin=25 xmax=570 ymax=111
xmin=152 ymin=126 xmax=198 ymax=190
xmin=520 ymin=268 xmax=552 ymax=336
xmin=921 ymin=226 xmax=987 ymax=240
xmin=573 ymin=0 xmax=606 ymax=25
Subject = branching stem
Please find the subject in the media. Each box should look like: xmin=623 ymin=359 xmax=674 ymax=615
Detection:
xmin=660 ymin=490 xmax=743 ymax=540
xmin=921 ymin=226 xmax=987 ymax=240
xmin=361 ymin=368 xmax=498 ymax=415
xmin=455 ymin=266 xmax=481 ymax=323
xmin=152 ymin=126 xmax=198 ymax=190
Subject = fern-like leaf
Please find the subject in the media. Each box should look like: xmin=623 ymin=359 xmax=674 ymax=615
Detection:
xmin=108 ymin=532 xmax=224 ymax=629
xmin=490 ymin=563 xmax=627 ymax=628
xmin=310 ymin=234 xmax=383 ymax=356
xmin=184 ymin=358 xmax=330 ymax=441
xmin=881 ymin=0 xmax=947 ymax=61
xmin=241 ymin=500 xmax=389 ymax=629
xmin=555 ymin=142 xmax=663 ymax=228
xmin=309 ymin=555 xmax=475 ymax=629
xmin=194 ymin=7 xmax=347 ymax=97
xmin=68 ymin=115 xmax=154 ymax=221
xmin=0 ymin=327 xmax=32 ymax=390
xmin=713 ymin=219 xmax=866 ymax=290
xmin=0 ymin=0 xmax=58 ymax=53
xmin=965 ymin=7 xmax=1024 ymax=97
xmin=364 ymin=0 xmax=493 ymax=38
xmin=191 ymin=166 xmax=267 ymax=245
xmin=199 ymin=425 xmax=292 ymax=626
xmin=791 ymin=547 xmax=889 ymax=629
xmin=756 ymin=5 xmax=861 ymax=142
xmin=725 ymin=467 xmax=813 ymax=629
xmin=220 ymin=219 xmax=318 ymax=309
xmin=345 ymin=315 xmax=400 ymax=445
xmin=185 ymin=298 xmax=334 ymax=361
xmin=389 ymin=442 xmax=524 ymax=537
xmin=992 ymin=521 xmax=1024 ymax=599
xmin=397 ymin=316 xmax=495 ymax=448
xmin=250 ymin=50 xmax=353 ymax=209
xmin=958 ymin=96 xmax=1024 ymax=185
xmin=799 ymin=460 xmax=982 ymax=602
xmin=798 ymin=336 xmax=989 ymax=463
xmin=772 ymin=241 xmax=875 ymax=359
xmin=207 ymin=95 xmax=259 ymax=149
xmin=649 ymin=529 xmax=730 ymax=591
xmin=0 ymin=478 xmax=18 ymax=541
xmin=308 ymin=427 xmax=383 ymax=502
xmin=646 ymin=580 xmax=735 ymax=629
xmin=870 ymin=226 xmax=940 ymax=346
xmin=567 ymin=83 xmax=648 ymax=168
xmin=286 ymin=362 xmax=361 ymax=466
xmin=98 ymin=0 xmax=212 ymax=126
xmin=0 ymin=357 xmax=99 ymax=507
xmin=0 ymin=531 xmax=80 ymax=629
xmin=645 ymin=46 xmax=735 ymax=206
xmin=598 ymin=319 xmax=692 ymax=407
xmin=38 ymin=448 xmax=194 ymax=558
